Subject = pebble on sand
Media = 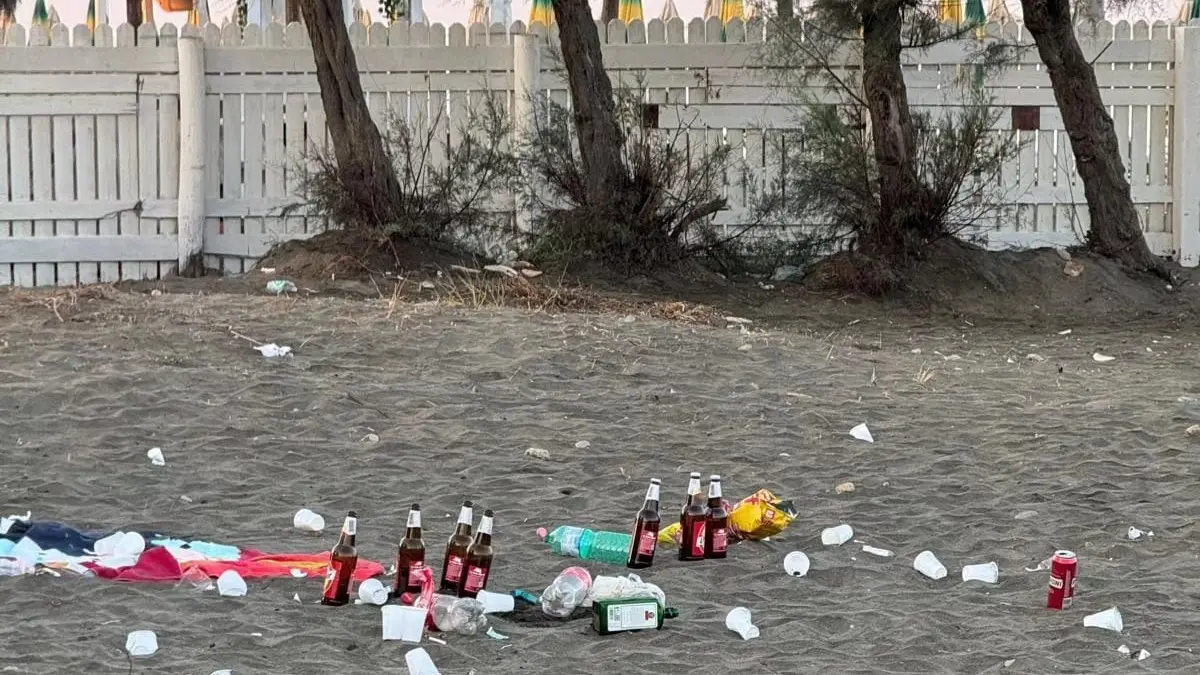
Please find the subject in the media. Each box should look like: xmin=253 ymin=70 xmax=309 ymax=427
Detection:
xmin=835 ymin=482 xmax=855 ymax=494
xmin=525 ymin=447 xmax=551 ymax=460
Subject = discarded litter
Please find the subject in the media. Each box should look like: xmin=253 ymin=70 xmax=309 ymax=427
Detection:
xmin=0 ymin=511 xmax=30 ymax=536
xmin=541 ymin=566 xmax=593 ymax=618
xmin=574 ymin=440 xmax=591 ymax=449
xmin=821 ymin=524 xmax=854 ymax=546
xmin=1117 ymin=645 xmax=1150 ymax=660
xmin=913 ymin=551 xmax=947 ymax=580
xmin=862 ymin=545 xmax=893 ymax=558
xmin=725 ymin=607 xmax=759 ymax=641
xmin=146 ymin=448 xmax=165 ymax=466
xmin=485 ymin=627 xmax=509 ymax=641
xmin=405 ymin=647 xmax=442 ymax=675
xmin=524 ymin=447 xmax=551 ymax=460
xmin=1083 ymin=607 xmax=1123 ymax=632
xmin=540 ymin=526 xmax=629 ymax=565
xmin=94 ymin=531 xmax=147 ymax=559
xmin=1127 ymin=526 xmax=1153 ymax=541
xmin=216 ymin=570 xmax=248 ymax=597
xmin=593 ymin=596 xmax=666 ymax=635
xmin=254 ymin=343 xmax=292 ymax=358
xmin=835 ymin=482 xmax=855 ymax=494
xmin=125 ymin=630 xmax=158 ymax=657
xmin=476 ymin=589 xmax=515 ymax=614
xmin=357 ymin=578 xmax=388 ymax=606
xmin=662 ymin=488 xmax=796 ymax=546
xmin=961 ymin=562 xmax=999 ymax=584
xmin=849 ymin=423 xmax=874 ymax=443
xmin=783 ymin=551 xmax=810 ymax=577
xmin=292 ymin=509 xmax=325 ymax=533
xmin=266 ymin=280 xmax=297 ymax=294
xmin=209 ymin=670 xmax=233 ymax=675
xmin=177 ymin=566 xmax=215 ymax=591
xmin=382 ymin=604 xmax=427 ymax=643
xmin=1092 ymin=352 xmax=1116 ymax=363
xmin=431 ymin=594 xmax=489 ymax=635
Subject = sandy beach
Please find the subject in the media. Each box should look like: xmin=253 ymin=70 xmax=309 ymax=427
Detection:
xmin=1 ymin=286 xmax=1198 ymax=674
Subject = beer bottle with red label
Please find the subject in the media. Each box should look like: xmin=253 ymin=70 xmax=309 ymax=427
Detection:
xmin=680 ymin=472 xmax=701 ymax=519
xmin=321 ymin=511 xmax=359 ymax=606
xmin=392 ymin=503 xmax=426 ymax=598
xmin=439 ymin=500 xmax=474 ymax=594
xmin=458 ymin=509 xmax=494 ymax=598
xmin=627 ymin=478 xmax=662 ymax=569
xmin=704 ymin=475 xmax=729 ymax=559
xmin=678 ymin=475 xmax=707 ymax=561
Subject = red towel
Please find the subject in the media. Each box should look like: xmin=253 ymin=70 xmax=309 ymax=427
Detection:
xmin=83 ymin=547 xmax=385 ymax=583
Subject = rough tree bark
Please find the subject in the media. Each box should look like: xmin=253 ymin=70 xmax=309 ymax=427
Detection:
xmin=286 ymin=0 xmax=302 ymax=24
xmin=776 ymin=0 xmax=793 ymax=20
xmin=601 ymin=0 xmax=617 ymax=23
xmin=859 ymin=1 xmax=927 ymax=255
xmin=127 ymin=0 xmax=143 ymax=26
xmin=1020 ymin=0 xmax=1168 ymax=278
xmin=296 ymin=0 xmax=404 ymax=227
xmin=551 ymin=0 xmax=630 ymax=208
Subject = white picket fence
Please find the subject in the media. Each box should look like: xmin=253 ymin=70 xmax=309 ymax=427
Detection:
xmin=1 ymin=18 xmax=1199 ymax=286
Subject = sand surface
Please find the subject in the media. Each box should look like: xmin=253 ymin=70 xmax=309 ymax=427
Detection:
xmin=1 ymin=289 xmax=1198 ymax=674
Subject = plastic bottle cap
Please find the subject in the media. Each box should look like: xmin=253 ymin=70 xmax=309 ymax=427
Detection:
xmin=536 ymin=527 xmax=548 ymax=540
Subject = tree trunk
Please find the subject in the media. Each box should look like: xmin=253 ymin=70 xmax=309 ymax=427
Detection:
xmin=127 ymin=0 xmax=143 ymax=26
xmin=286 ymin=0 xmax=302 ymax=24
xmin=859 ymin=2 xmax=926 ymax=255
xmin=296 ymin=0 xmax=403 ymax=228
xmin=776 ymin=0 xmax=793 ymax=20
xmin=552 ymin=0 xmax=629 ymax=207
xmin=1020 ymin=0 xmax=1167 ymax=277
xmin=600 ymin=0 xmax=617 ymax=23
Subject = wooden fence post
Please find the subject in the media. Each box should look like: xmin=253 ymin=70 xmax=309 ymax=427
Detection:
xmin=176 ymin=25 xmax=206 ymax=276
xmin=512 ymin=31 xmax=540 ymax=234
xmin=1173 ymin=23 xmax=1200 ymax=267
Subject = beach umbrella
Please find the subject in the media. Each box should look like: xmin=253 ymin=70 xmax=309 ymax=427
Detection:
xmin=469 ymin=0 xmax=488 ymax=24
xmin=1180 ymin=0 xmax=1200 ymax=21
xmin=660 ymin=0 xmax=678 ymax=21
xmin=987 ymin=0 xmax=1013 ymax=22
xmin=936 ymin=0 xmax=962 ymax=23
xmin=719 ymin=0 xmax=742 ymax=24
xmin=529 ymin=0 xmax=553 ymax=26
xmin=965 ymin=0 xmax=985 ymax=24
xmin=618 ymin=0 xmax=641 ymax=24
xmin=703 ymin=0 xmax=720 ymax=19
xmin=47 ymin=4 xmax=61 ymax=25
xmin=87 ymin=0 xmax=97 ymax=31
xmin=31 ymin=0 xmax=49 ymax=30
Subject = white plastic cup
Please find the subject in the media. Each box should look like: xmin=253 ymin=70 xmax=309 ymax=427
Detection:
xmin=725 ymin=607 xmax=760 ymax=640
xmin=476 ymin=589 xmax=515 ymax=614
xmin=358 ymin=579 xmax=389 ymax=606
xmin=383 ymin=605 xmax=428 ymax=643
xmin=913 ymin=551 xmax=948 ymax=580
xmin=293 ymin=509 xmax=325 ymax=533
xmin=1083 ymin=607 xmax=1123 ymax=633
xmin=961 ymin=562 xmax=999 ymax=584
xmin=125 ymin=630 xmax=158 ymax=657
xmin=405 ymin=647 xmax=442 ymax=675
xmin=821 ymin=524 xmax=854 ymax=546
xmin=217 ymin=570 xmax=248 ymax=597
xmin=783 ymin=551 xmax=810 ymax=577
xmin=147 ymin=448 xmax=166 ymax=466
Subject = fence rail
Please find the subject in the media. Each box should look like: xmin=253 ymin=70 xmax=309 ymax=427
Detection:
xmin=1 ymin=18 xmax=1199 ymax=286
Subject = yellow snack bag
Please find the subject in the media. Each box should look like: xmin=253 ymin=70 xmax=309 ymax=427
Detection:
xmin=728 ymin=489 xmax=797 ymax=541
xmin=657 ymin=522 xmax=681 ymax=547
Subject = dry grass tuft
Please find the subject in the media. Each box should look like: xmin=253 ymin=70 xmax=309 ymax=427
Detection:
xmin=4 ymin=284 xmax=119 ymax=322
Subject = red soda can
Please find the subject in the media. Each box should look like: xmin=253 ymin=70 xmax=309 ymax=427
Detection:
xmin=1047 ymin=550 xmax=1078 ymax=610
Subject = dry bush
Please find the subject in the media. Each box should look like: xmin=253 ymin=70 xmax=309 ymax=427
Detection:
xmin=296 ymin=92 xmax=520 ymax=255
xmin=520 ymin=83 xmax=751 ymax=272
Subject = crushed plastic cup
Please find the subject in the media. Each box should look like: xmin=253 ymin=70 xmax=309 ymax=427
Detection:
xmin=1083 ymin=607 xmax=1123 ymax=633
xmin=293 ymin=509 xmax=325 ymax=533
xmin=147 ymin=448 xmax=165 ymax=466
xmin=217 ymin=570 xmax=248 ymax=597
xmin=783 ymin=551 xmax=810 ymax=577
xmin=176 ymin=566 xmax=214 ymax=591
xmin=383 ymin=605 xmax=427 ymax=643
xmin=405 ymin=647 xmax=441 ymax=675
xmin=255 ymin=343 xmax=292 ymax=358
xmin=821 ymin=524 xmax=854 ymax=546
xmin=94 ymin=532 xmax=146 ymax=558
xmin=125 ymin=630 xmax=158 ymax=657
xmin=209 ymin=671 xmax=233 ymax=675
xmin=913 ymin=551 xmax=947 ymax=580
xmin=266 ymin=279 xmax=297 ymax=295
xmin=476 ymin=589 xmax=515 ymax=614
xmin=358 ymin=578 xmax=389 ymax=606
xmin=849 ymin=423 xmax=874 ymax=443
xmin=1127 ymin=526 xmax=1152 ymax=540
xmin=725 ymin=607 xmax=760 ymax=641
xmin=961 ymin=562 xmax=999 ymax=584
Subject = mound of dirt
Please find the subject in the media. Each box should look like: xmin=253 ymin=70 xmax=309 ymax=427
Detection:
xmin=256 ymin=229 xmax=486 ymax=281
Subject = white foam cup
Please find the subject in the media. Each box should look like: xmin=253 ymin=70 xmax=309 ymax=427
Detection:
xmin=383 ymin=605 xmax=428 ymax=643
xmin=358 ymin=578 xmax=388 ymax=606
xmin=913 ymin=551 xmax=947 ymax=580
xmin=783 ymin=551 xmax=810 ymax=577
xmin=961 ymin=562 xmax=999 ymax=584
xmin=725 ymin=607 xmax=760 ymax=640
xmin=405 ymin=647 xmax=441 ymax=675
xmin=476 ymin=590 xmax=515 ymax=613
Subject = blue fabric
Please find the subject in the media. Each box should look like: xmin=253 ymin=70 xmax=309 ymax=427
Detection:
xmin=149 ymin=538 xmax=241 ymax=561
xmin=1 ymin=521 xmax=111 ymax=556
xmin=0 ymin=538 xmax=14 ymax=557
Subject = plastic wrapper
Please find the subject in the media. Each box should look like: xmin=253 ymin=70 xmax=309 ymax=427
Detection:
xmin=658 ymin=489 xmax=796 ymax=547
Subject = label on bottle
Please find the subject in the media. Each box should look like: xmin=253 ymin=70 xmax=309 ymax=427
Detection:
xmin=637 ymin=528 xmax=657 ymax=555
xmin=444 ymin=555 xmax=464 ymax=585
xmin=604 ymin=600 xmax=660 ymax=632
xmin=407 ymin=510 xmax=421 ymax=528
xmin=343 ymin=517 xmax=357 ymax=536
xmin=322 ymin=559 xmax=345 ymax=601
xmin=712 ymin=527 xmax=728 ymax=553
xmin=689 ymin=522 xmax=706 ymax=558
xmin=463 ymin=564 xmax=489 ymax=593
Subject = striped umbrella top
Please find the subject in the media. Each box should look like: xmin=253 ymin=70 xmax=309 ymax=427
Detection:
xmin=529 ymin=0 xmax=553 ymax=26
xmin=32 ymin=0 xmax=49 ymax=29
xmin=936 ymin=0 xmax=961 ymax=23
xmin=965 ymin=0 xmax=985 ymax=24
xmin=1180 ymin=0 xmax=1200 ymax=21
xmin=660 ymin=0 xmax=678 ymax=21
xmin=618 ymin=0 xmax=642 ymax=24
xmin=719 ymin=0 xmax=742 ymax=24
xmin=469 ymin=0 xmax=489 ymax=25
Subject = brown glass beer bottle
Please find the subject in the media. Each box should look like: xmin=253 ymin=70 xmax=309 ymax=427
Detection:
xmin=439 ymin=499 xmax=474 ymax=594
xmin=458 ymin=509 xmax=494 ymax=598
xmin=680 ymin=472 xmax=701 ymax=519
xmin=704 ymin=475 xmax=729 ymax=559
xmin=627 ymin=478 xmax=662 ymax=569
xmin=321 ymin=511 xmax=359 ymax=606
xmin=392 ymin=503 xmax=426 ymax=597
xmin=678 ymin=476 xmax=707 ymax=561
